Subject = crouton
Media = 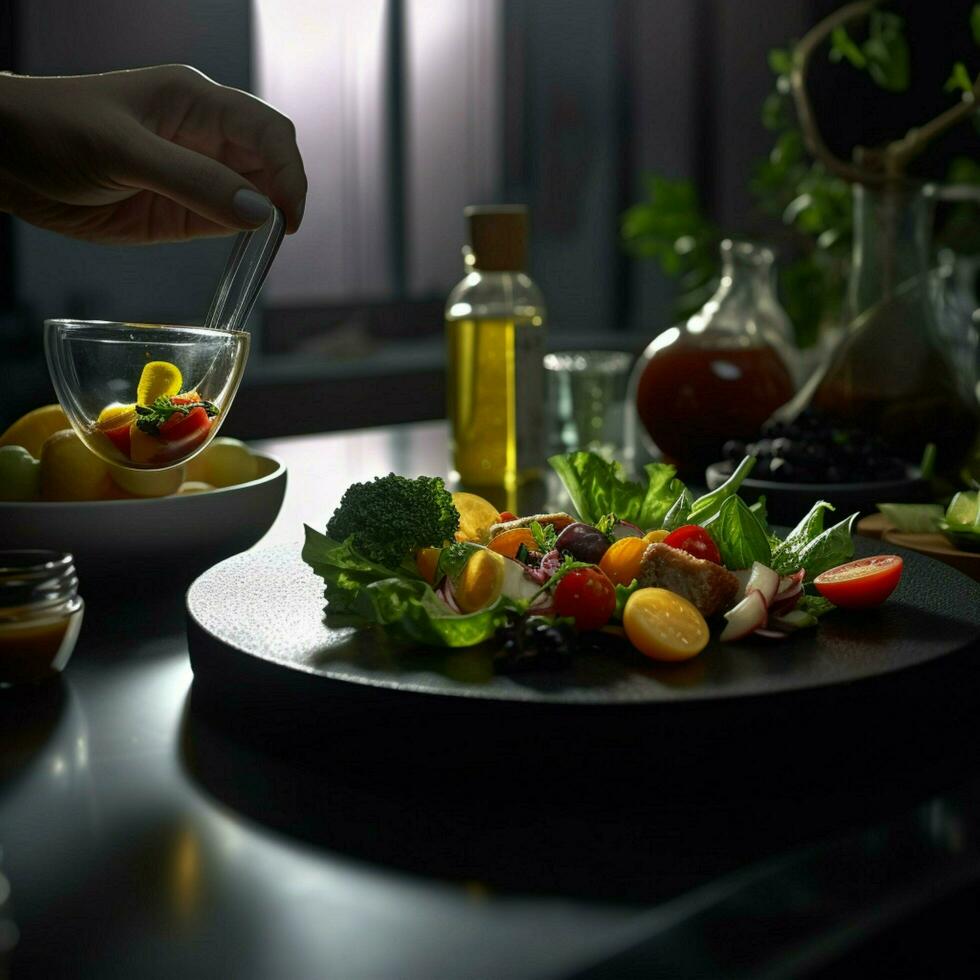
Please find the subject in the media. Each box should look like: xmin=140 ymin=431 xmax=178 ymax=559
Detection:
xmin=636 ymin=542 xmax=740 ymax=618
xmin=488 ymin=512 xmax=575 ymax=540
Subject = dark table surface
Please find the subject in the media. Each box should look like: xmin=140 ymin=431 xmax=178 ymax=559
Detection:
xmin=4 ymin=420 xmax=980 ymax=980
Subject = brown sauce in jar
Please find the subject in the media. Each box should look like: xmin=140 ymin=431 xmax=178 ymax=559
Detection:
xmin=0 ymin=617 xmax=73 ymax=685
xmin=635 ymin=344 xmax=794 ymax=477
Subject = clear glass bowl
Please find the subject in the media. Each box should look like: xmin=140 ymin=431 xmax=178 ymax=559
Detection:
xmin=45 ymin=319 xmax=250 ymax=471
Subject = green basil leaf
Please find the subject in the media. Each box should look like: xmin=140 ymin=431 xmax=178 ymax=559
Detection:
xmin=791 ymin=512 xmax=858 ymax=581
xmin=705 ymin=495 xmax=772 ymax=569
xmin=770 ymin=500 xmax=835 ymax=573
xmin=688 ymin=456 xmax=756 ymax=526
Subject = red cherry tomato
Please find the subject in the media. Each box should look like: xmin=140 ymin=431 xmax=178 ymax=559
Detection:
xmin=814 ymin=555 xmax=903 ymax=608
xmin=553 ymin=567 xmax=616 ymax=631
xmin=498 ymin=511 xmax=518 ymax=523
xmin=158 ymin=406 xmax=211 ymax=460
xmin=103 ymin=422 xmax=132 ymax=459
xmin=662 ymin=524 xmax=722 ymax=564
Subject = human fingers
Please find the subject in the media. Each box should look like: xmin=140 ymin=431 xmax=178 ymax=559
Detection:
xmin=117 ymin=125 xmax=274 ymax=232
xmin=210 ymin=87 xmax=308 ymax=233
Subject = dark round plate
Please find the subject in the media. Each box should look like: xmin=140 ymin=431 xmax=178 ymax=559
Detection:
xmin=186 ymin=541 xmax=980 ymax=709
xmin=705 ymin=460 xmax=929 ymax=526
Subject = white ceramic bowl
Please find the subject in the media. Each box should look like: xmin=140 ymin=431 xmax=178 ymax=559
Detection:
xmin=0 ymin=453 xmax=286 ymax=582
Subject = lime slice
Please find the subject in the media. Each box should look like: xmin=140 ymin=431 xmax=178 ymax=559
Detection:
xmin=946 ymin=491 xmax=979 ymax=528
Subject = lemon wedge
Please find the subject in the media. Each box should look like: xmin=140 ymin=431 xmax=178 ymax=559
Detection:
xmin=451 ymin=491 xmax=500 ymax=543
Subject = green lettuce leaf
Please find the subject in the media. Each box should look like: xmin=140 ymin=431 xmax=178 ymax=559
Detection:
xmin=703 ymin=495 xmax=772 ymax=569
xmin=662 ymin=487 xmax=695 ymax=531
xmin=302 ymin=525 xmax=421 ymax=613
xmin=548 ymin=451 xmax=682 ymax=529
xmin=302 ymin=526 xmax=511 ymax=647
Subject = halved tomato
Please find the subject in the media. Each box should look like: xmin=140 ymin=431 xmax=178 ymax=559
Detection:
xmin=662 ymin=524 xmax=721 ymax=564
xmin=813 ymin=555 xmax=903 ymax=608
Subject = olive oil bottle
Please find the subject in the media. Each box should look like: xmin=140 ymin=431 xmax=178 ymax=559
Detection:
xmin=446 ymin=206 xmax=546 ymax=489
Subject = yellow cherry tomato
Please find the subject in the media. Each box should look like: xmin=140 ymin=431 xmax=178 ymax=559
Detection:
xmin=451 ymin=491 xmax=500 ymax=543
xmin=415 ymin=546 xmax=442 ymax=585
xmin=643 ymin=529 xmax=669 ymax=544
xmin=128 ymin=425 xmax=163 ymax=466
xmin=453 ymin=548 xmax=505 ymax=613
xmin=598 ymin=536 xmax=648 ymax=587
xmin=137 ymin=361 xmax=182 ymax=406
xmin=96 ymin=402 xmax=137 ymax=431
xmin=622 ymin=587 xmax=709 ymax=662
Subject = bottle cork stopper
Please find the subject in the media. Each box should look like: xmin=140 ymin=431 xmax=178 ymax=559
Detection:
xmin=465 ymin=205 xmax=528 ymax=272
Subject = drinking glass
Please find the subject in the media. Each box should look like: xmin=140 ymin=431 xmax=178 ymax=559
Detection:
xmin=544 ymin=350 xmax=633 ymax=460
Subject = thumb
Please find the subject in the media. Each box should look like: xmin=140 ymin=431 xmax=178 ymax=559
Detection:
xmin=119 ymin=129 xmax=272 ymax=231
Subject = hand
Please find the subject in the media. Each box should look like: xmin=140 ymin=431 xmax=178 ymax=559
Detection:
xmin=0 ymin=65 xmax=307 ymax=244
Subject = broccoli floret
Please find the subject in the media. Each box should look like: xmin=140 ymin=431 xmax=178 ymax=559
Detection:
xmin=326 ymin=473 xmax=460 ymax=568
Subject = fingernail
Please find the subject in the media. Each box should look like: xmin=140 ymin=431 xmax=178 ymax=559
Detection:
xmin=296 ymin=196 xmax=306 ymax=226
xmin=233 ymin=188 xmax=272 ymax=225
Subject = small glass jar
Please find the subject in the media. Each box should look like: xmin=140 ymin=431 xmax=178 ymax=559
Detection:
xmin=0 ymin=551 xmax=84 ymax=687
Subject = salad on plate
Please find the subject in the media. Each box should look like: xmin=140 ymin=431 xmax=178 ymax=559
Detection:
xmin=302 ymin=452 xmax=903 ymax=672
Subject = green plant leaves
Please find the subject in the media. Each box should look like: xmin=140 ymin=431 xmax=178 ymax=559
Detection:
xmin=946 ymin=61 xmax=974 ymax=94
xmin=829 ymin=26 xmax=866 ymax=69
xmin=830 ymin=12 xmax=909 ymax=92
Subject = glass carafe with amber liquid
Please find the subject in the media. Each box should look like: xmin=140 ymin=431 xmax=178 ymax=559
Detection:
xmin=808 ymin=184 xmax=979 ymax=470
xmin=446 ymin=206 xmax=546 ymax=489
xmin=629 ymin=239 xmax=796 ymax=479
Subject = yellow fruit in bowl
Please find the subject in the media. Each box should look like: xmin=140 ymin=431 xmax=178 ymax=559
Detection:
xmin=0 ymin=445 xmax=41 ymax=500
xmin=177 ymin=481 xmax=215 ymax=495
xmin=184 ymin=437 xmax=258 ymax=488
xmin=39 ymin=429 xmax=113 ymax=501
xmin=0 ymin=404 xmax=69 ymax=458
xmin=108 ymin=462 xmax=185 ymax=498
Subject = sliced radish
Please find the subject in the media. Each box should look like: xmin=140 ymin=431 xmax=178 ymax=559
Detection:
xmin=436 ymin=578 xmax=463 ymax=614
xmin=720 ymin=590 xmax=768 ymax=642
xmin=769 ymin=587 xmax=803 ymax=618
xmin=731 ymin=568 xmax=753 ymax=600
xmin=777 ymin=569 xmax=806 ymax=593
xmin=770 ymin=609 xmax=817 ymax=631
xmin=745 ymin=562 xmax=780 ymax=606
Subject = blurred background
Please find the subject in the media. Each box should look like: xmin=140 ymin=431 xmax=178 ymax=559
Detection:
xmin=2 ymin=0 xmax=977 ymax=437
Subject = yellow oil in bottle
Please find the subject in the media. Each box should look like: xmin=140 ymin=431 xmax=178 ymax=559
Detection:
xmin=446 ymin=313 xmax=545 ymax=489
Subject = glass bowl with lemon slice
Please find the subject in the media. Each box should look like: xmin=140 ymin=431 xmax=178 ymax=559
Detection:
xmin=44 ymin=319 xmax=249 ymax=471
